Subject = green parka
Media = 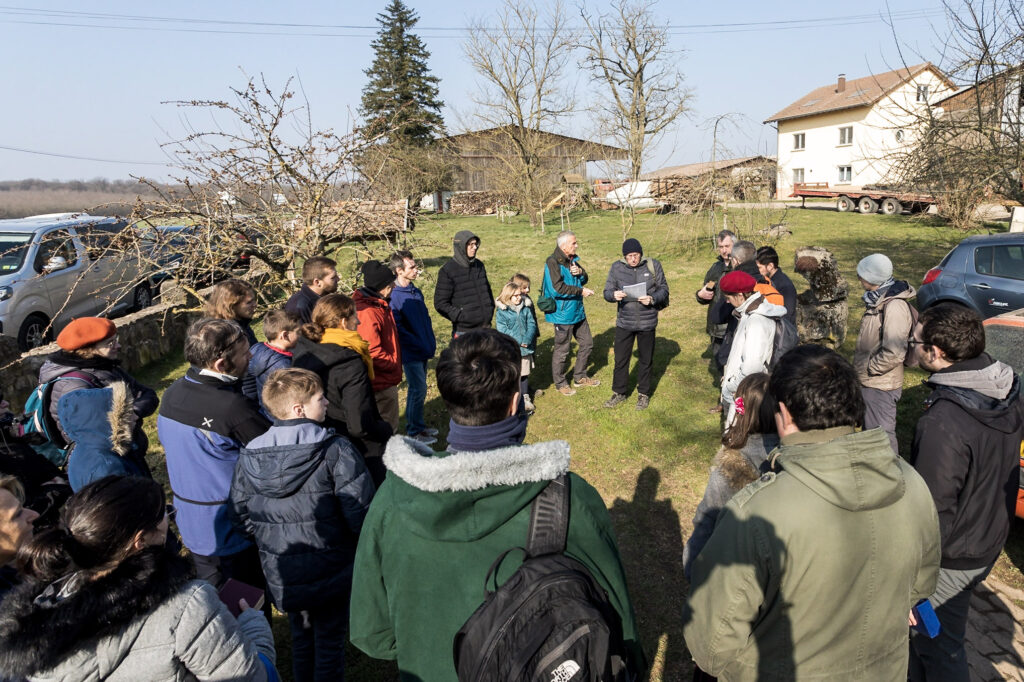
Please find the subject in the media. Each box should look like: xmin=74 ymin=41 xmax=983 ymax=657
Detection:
xmin=683 ymin=426 xmax=940 ymax=681
xmin=350 ymin=436 xmax=645 ymax=681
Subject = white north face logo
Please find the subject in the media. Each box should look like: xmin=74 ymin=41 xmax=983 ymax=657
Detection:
xmin=550 ymin=660 xmax=581 ymax=682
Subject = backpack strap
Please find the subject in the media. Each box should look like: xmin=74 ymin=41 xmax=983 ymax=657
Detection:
xmin=56 ymin=371 xmax=101 ymax=388
xmin=526 ymin=474 xmax=569 ymax=557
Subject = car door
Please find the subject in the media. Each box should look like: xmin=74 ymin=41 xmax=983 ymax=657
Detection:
xmin=966 ymin=243 xmax=1024 ymax=316
xmin=80 ymin=222 xmax=137 ymax=315
xmin=35 ymin=228 xmax=97 ymax=328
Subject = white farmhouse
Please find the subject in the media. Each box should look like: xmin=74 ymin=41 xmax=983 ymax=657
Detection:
xmin=765 ymin=63 xmax=954 ymax=199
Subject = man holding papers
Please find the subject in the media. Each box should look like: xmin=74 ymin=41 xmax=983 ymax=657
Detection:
xmin=603 ymin=238 xmax=669 ymax=410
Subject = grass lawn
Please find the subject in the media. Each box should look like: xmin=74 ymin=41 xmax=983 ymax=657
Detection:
xmin=134 ymin=205 xmax=1022 ymax=681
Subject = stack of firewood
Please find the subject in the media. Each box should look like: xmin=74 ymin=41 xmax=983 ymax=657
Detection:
xmin=448 ymin=191 xmax=515 ymax=216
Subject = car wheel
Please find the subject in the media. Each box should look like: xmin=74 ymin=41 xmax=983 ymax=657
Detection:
xmin=836 ymin=196 xmax=855 ymax=212
xmin=857 ymin=197 xmax=879 ymax=214
xmin=133 ymin=283 xmax=153 ymax=311
xmin=18 ymin=314 xmax=52 ymax=351
xmin=881 ymin=198 xmax=903 ymax=215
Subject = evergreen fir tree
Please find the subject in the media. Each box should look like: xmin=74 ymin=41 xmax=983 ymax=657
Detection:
xmin=360 ymin=0 xmax=444 ymax=146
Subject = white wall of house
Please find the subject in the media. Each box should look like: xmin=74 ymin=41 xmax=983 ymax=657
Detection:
xmin=774 ymin=70 xmax=952 ymax=198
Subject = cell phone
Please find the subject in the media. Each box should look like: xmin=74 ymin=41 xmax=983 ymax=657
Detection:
xmin=912 ymin=598 xmax=941 ymax=638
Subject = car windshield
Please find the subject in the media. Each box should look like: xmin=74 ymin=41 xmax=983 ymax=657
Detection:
xmin=0 ymin=233 xmax=33 ymax=273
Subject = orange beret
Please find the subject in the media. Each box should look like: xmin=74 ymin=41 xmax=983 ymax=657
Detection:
xmin=56 ymin=317 xmax=117 ymax=351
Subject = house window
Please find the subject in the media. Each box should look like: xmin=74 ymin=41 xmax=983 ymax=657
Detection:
xmin=793 ymin=168 xmax=805 ymax=184
xmin=838 ymin=126 xmax=853 ymax=145
xmin=793 ymin=133 xmax=805 ymax=150
xmin=838 ymin=166 xmax=852 ymax=183
xmin=917 ymin=84 xmax=930 ymax=102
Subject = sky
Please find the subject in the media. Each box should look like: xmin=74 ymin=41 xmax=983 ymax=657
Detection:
xmin=0 ymin=1 xmax=955 ymax=182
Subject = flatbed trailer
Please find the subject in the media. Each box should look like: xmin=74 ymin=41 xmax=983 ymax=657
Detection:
xmin=790 ymin=182 xmax=937 ymax=215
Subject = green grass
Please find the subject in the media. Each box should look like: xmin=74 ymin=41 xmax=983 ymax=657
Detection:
xmin=134 ymin=206 xmax=1021 ymax=681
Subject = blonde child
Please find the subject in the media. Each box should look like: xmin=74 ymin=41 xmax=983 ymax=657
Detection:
xmin=495 ymin=281 xmax=539 ymax=412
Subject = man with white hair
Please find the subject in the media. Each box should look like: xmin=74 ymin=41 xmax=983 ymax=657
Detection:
xmin=541 ymin=230 xmax=599 ymax=396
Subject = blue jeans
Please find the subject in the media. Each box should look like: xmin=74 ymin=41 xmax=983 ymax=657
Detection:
xmin=403 ymin=360 xmax=428 ymax=436
xmin=288 ymin=592 xmax=349 ymax=682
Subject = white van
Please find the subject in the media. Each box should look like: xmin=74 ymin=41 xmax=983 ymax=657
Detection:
xmin=0 ymin=213 xmax=156 ymax=350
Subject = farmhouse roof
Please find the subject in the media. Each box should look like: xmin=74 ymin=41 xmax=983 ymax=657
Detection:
xmin=445 ymin=126 xmax=628 ymax=160
xmin=764 ymin=63 xmax=954 ymax=123
xmin=639 ymin=155 xmax=775 ymax=180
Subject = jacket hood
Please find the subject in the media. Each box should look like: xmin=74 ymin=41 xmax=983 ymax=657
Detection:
xmin=382 ymin=435 xmax=570 ymax=542
xmin=738 ymin=293 xmax=787 ymax=319
xmin=56 ymin=382 xmax=134 ymax=455
xmin=240 ymin=421 xmax=335 ymax=498
xmin=926 ymin=356 xmax=1023 ymax=433
xmin=38 ymin=354 xmax=118 ymax=384
xmin=868 ymin=280 xmax=916 ymax=308
xmin=294 ymin=335 xmax=364 ymax=368
xmin=452 ymin=230 xmax=479 ymax=267
xmin=0 ymin=547 xmax=193 ymax=679
xmin=774 ymin=427 xmax=906 ymax=511
xmin=495 ymin=299 xmax=525 ymax=312
xmin=354 ymin=287 xmax=389 ymax=307
xmin=715 ymin=433 xmax=780 ymax=491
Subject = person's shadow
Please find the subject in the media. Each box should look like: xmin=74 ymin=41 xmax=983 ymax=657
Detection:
xmin=609 ymin=467 xmax=689 ymax=680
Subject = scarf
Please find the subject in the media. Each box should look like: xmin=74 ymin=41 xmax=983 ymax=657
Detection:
xmin=862 ymin=276 xmax=896 ymax=307
xmin=320 ymin=327 xmax=374 ymax=380
xmin=447 ymin=412 xmax=528 ymax=452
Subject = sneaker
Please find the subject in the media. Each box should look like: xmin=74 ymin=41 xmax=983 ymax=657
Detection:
xmin=533 ymin=388 xmax=544 ymax=398
xmin=409 ymin=432 xmax=438 ymax=446
xmin=523 ymin=396 xmax=536 ymax=413
xmin=557 ymin=385 xmax=577 ymax=396
xmin=421 ymin=427 xmax=439 ymax=437
xmin=604 ymin=392 xmax=627 ymax=408
xmin=573 ymin=376 xmax=601 ymax=388
xmin=636 ymin=394 xmax=650 ymax=411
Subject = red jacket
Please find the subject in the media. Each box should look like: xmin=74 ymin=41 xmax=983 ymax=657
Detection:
xmin=354 ymin=289 xmax=402 ymax=391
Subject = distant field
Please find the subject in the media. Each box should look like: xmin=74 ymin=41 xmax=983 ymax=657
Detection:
xmin=0 ymin=187 xmax=159 ymax=219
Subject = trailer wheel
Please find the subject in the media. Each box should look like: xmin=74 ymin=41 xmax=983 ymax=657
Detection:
xmin=857 ymin=196 xmax=879 ymax=214
xmin=836 ymin=195 xmax=855 ymax=212
xmin=881 ymin=198 xmax=903 ymax=215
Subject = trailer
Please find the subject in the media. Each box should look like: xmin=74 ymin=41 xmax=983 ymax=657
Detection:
xmin=790 ymin=182 xmax=937 ymax=215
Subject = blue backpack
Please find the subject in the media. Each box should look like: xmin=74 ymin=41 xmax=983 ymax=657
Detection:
xmin=21 ymin=371 xmax=100 ymax=467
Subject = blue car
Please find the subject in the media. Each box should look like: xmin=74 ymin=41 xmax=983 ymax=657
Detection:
xmin=917 ymin=233 xmax=1024 ymax=318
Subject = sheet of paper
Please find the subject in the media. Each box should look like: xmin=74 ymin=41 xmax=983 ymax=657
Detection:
xmin=623 ymin=282 xmax=647 ymax=300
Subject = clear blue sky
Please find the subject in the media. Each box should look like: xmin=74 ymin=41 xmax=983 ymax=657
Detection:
xmin=0 ymin=1 xmax=950 ymax=181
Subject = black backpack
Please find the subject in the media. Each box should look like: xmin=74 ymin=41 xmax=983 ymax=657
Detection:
xmin=768 ymin=317 xmax=800 ymax=371
xmin=452 ymin=475 xmax=632 ymax=682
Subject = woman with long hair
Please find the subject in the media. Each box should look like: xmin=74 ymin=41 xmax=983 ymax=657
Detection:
xmin=683 ymin=373 xmax=780 ymax=580
xmin=292 ymin=293 xmax=392 ymax=486
xmin=0 ymin=475 xmax=277 ymax=680
xmin=204 ymin=279 xmax=259 ymax=347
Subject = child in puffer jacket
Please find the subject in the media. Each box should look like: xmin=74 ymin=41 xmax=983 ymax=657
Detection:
xmin=495 ymin=280 xmax=539 ymax=413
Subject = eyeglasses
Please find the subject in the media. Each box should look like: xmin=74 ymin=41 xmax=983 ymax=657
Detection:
xmin=907 ymin=339 xmax=929 ymax=348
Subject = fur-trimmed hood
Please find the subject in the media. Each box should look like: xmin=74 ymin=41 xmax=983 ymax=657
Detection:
xmin=381 ymin=436 xmax=570 ymax=542
xmin=0 ymin=547 xmax=193 ymax=679
xmin=57 ymin=381 xmax=134 ymax=456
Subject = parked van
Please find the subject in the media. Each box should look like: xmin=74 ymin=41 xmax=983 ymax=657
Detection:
xmin=0 ymin=213 xmax=156 ymax=350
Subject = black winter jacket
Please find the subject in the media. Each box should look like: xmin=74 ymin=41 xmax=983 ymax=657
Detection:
xmin=284 ymin=285 xmax=320 ymax=325
xmin=603 ymin=257 xmax=669 ymax=331
xmin=433 ymin=230 xmax=494 ymax=333
xmin=911 ymin=354 xmax=1024 ymax=570
xmin=230 ymin=419 xmax=375 ymax=612
xmin=768 ymin=269 xmax=798 ymax=324
xmin=697 ymin=256 xmax=730 ymax=338
xmin=291 ymin=337 xmax=392 ymax=463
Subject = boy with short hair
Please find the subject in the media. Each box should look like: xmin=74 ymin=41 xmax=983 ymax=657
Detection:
xmin=243 ymin=309 xmax=302 ymax=407
xmin=230 ymin=368 xmax=376 ymax=682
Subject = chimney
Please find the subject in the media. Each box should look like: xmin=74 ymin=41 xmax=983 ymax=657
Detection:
xmin=837 ymin=74 xmax=847 ymax=93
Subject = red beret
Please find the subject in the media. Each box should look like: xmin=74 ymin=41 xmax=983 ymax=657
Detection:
xmin=57 ymin=317 xmax=117 ymax=351
xmin=719 ymin=271 xmax=757 ymax=294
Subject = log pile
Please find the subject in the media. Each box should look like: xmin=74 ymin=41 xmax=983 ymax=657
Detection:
xmin=448 ymin=191 xmax=515 ymax=216
xmin=324 ymin=199 xmax=412 ymax=237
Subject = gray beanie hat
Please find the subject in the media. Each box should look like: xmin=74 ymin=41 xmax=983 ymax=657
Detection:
xmin=857 ymin=253 xmax=893 ymax=285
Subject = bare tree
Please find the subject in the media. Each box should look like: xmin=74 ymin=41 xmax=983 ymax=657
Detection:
xmin=463 ymin=0 xmax=579 ymax=227
xmin=581 ymin=0 xmax=692 ymax=183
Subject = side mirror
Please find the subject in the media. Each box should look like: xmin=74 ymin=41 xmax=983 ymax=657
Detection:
xmin=43 ymin=256 xmax=68 ymax=273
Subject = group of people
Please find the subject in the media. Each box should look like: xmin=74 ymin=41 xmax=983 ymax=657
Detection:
xmin=0 ymin=224 xmax=1016 ymax=682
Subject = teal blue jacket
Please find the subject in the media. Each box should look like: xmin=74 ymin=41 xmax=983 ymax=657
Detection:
xmin=542 ymin=246 xmax=588 ymax=325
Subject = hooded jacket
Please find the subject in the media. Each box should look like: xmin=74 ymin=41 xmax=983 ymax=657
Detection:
xmin=433 ymin=230 xmax=495 ymax=333
xmin=495 ymin=298 xmax=538 ymax=356
xmin=712 ymin=260 xmax=783 ymax=368
xmin=721 ymin=294 xmax=788 ymax=408
xmin=542 ymin=245 xmax=589 ymax=325
xmin=603 ymin=256 xmax=669 ymax=331
xmin=684 ymin=427 xmax=940 ymax=681
xmin=230 ymin=420 xmax=376 ymax=612
xmin=389 ymin=281 xmax=436 ymax=363
xmin=854 ymin=280 xmax=916 ymax=391
xmin=354 ymin=288 xmax=402 ymax=391
xmin=911 ymin=354 xmax=1024 ymax=569
xmin=350 ymin=436 xmax=646 ymax=682
xmin=0 ymin=548 xmax=275 ymax=682
xmin=243 ymin=342 xmax=293 ymax=405
xmin=291 ymin=336 xmax=392 ymax=462
xmin=59 ymin=382 xmax=148 ymax=491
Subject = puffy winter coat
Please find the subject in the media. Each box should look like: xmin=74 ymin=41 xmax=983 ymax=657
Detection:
xmin=684 ymin=427 xmax=940 ymax=681
xmin=230 ymin=420 xmax=376 ymax=612
xmin=495 ymin=299 xmax=537 ymax=355
xmin=350 ymin=436 xmax=646 ymax=682
xmin=291 ymin=336 xmax=392 ymax=462
xmin=0 ymin=549 xmax=276 ymax=682
xmin=243 ymin=342 xmax=293 ymax=405
xmin=433 ymin=230 xmax=495 ymax=333
xmin=721 ymin=293 xmax=788 ymax=409
xmin=389 ymin=282 xmax=436 ymax=363
xmin=603 ymin=257 xmax=669 ymax=331
xmin=354 ymin=288 xmax=402 ymax=391
xmin=711 ymin=261 xmax=783 ymax=368
xmin=542 ymin=246 xmax=589 ymax=325
xmin=854 ymin=281 xmax=916 ymax=391
xmin=59 ymin=382 xmax=148 ymax=491
xmin=911 ymin=354 xmax=1024 ymax=570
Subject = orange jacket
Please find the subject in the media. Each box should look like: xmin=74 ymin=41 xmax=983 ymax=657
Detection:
xmin=754 ymin=281 xmax=785 ymax=307
xmin=354 ymin=289 xmax=402 ymax=391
